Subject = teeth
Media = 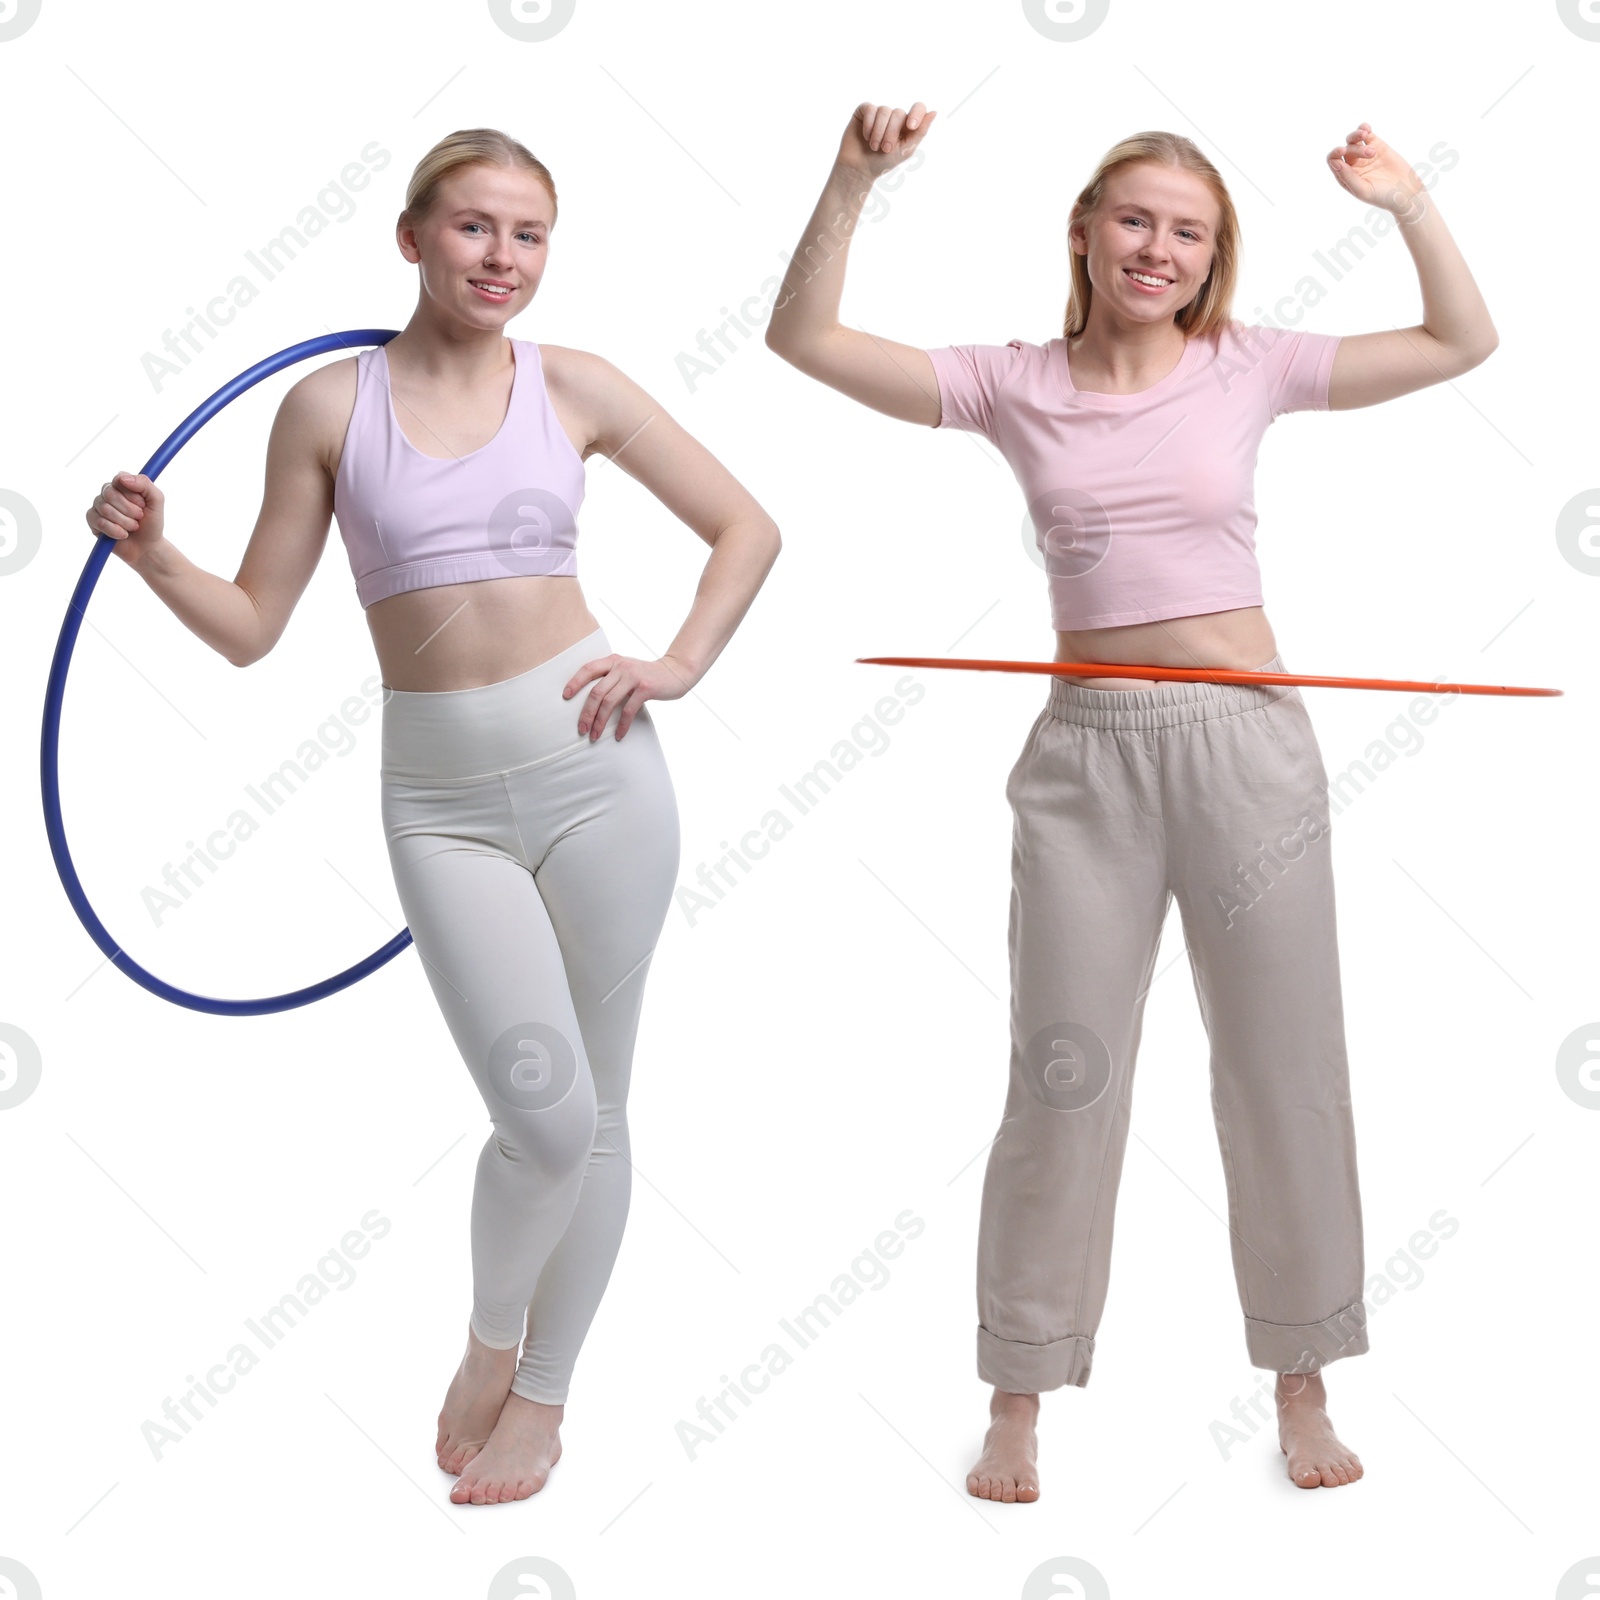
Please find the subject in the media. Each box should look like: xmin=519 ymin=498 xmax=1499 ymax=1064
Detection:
xmin=1126 ymin=270 xmax=1172 ymax=287
xmin=472 ymin=282 xmax=511 ymax=295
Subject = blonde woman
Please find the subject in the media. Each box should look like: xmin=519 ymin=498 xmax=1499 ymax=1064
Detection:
xmin=87 ymin=129 xmax=781 ymax=1506
xmin=766 ymin=104 xmax=1495 ymax=1500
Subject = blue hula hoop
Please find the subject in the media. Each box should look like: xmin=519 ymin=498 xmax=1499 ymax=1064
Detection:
xmin=41 ymin=328 xmax=409 ymax=1016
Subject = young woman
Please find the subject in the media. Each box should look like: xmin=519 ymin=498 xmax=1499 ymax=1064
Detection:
xmin=766 ymin=104 xmax=1496 ymax=1501
xmin=85 ymin=128 xmax=781 ymax=1507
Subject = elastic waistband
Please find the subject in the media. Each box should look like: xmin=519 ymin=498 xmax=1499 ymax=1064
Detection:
xmin=380 ymin=626 xmax=611 ymax=781
xmin=1046 ymin=656 xmax=1296 ymax=729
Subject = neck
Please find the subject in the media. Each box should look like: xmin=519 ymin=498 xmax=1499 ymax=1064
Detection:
xmin=387 ymin=313 xmax=512 ymax=381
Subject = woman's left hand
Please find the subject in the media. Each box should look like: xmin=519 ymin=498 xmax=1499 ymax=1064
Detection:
xmin=564 ymin=650 xmax=698 ymax=740
xmin=1325 ymin=122 xmax=1424 ymax=214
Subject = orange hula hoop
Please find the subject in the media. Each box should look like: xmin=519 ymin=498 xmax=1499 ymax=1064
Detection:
xmin=855 ymin=657 xmax=1561 ymax=697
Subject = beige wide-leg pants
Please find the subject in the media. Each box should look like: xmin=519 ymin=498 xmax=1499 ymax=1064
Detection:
xmin=977 ymin=656 xmax=1368 ymax=1391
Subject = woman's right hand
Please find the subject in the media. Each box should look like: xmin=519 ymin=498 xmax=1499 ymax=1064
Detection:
xmin=87 ymin=471 xmax=166 ymax=568
xmin=837 ymin=99 xmax=937 ymax=180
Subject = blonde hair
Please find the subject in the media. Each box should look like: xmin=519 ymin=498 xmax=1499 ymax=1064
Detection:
xmin=399 ymin=127 xmax=558 ymax=236
xmin=1062 ymin=131 xmax=1238 ymax=341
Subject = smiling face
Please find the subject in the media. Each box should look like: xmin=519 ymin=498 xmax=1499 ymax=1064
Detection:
xmin=1070 ymin=161 xmax=1220 ymax=323
xmin=397 ymin=162 xmax=557 ymax=324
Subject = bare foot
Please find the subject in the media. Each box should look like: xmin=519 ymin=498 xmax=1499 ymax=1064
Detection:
xmin=1277 ymin=1371 xmax=1363 ymax=1489
xmin=449 ymin=1392 xmax=563 ymax=1505
xmin=967 ymin=1388 xmax=1040 ymax=1502
xmin=436 ymin=1321 xmax=518 ymax=1476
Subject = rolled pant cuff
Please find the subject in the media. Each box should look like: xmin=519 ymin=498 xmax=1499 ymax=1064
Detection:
xmin=977 ymin=1325 xmax=1094 ymax=1392
xmin=1245 ymin=1298 xmax=1368 ymax=1373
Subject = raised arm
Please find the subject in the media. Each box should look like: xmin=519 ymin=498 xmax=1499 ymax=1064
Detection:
xmin=764 ymin=101 xmax=944 ymax=427
xmin=1321 ymin=123 xmax=1499 ymax=411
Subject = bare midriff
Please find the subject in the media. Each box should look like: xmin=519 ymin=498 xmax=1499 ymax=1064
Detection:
xmin=366 ymin=576 xmax=603 ymax=691
xmin=1052 ymin=605 xmax=1278 ymax=691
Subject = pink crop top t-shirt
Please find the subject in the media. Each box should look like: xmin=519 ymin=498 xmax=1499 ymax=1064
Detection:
xmin=925 ymin=319 xmax=1341 ymax=630
xmin=333 ymin=338 xmax=586 ymax=609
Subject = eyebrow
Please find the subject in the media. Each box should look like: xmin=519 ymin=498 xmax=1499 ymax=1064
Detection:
xmin=1117 ymin=205 xmax=1210 ymax=229
xmin=450 ymin=208 xmax=549 ymax=228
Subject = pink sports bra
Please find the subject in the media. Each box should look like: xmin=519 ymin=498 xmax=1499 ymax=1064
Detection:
xmin=333 ymin=338 xmax=587 ymax=609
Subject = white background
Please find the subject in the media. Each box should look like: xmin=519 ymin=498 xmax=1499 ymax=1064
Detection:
xmin=2 ymin=0 xmax=1595 ymax=1596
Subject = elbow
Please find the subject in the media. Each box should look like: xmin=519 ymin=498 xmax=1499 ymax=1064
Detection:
xmin=749 ymin=519 xmax=783 ymax=583
xmin=749 ymin=518 xmax=782 ymax=575
xmin=764 ymin=319 xmax=827 ymax=369
xmin=230 ymin=582 xmax=271 ymax=667
xmin=228 ymin=629 xmax=272 ymax=669
xmin=1439 ymin=330 xmax=1497 ymax=380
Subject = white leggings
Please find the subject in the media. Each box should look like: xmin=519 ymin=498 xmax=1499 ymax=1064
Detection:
xmin=379 ymin=627 xmax=679 ymax=1404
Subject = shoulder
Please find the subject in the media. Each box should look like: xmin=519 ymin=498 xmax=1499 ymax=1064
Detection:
xmin=528 ymin=342 xmax=652 ymax=462
xmin=530 ymin=341 xmax=628 ymax=402
xmin=992 ymin=336 xmax=1050 ymax=381
xmin=1203 ymin=318 xmax=1294 ymax=384
xmin=968 ymin=335 xmax=1045 ymax=361
xmin=1209 ymin=319 xmax=1341 ymax=416
xmin=279 ymin=352 xmax=362 ymax=477
xmin=929 ymin=335 xmax=1044 ymax=387
xmin=1212 ymin=318 xmax=1328 ymax=361
xmin=533 ymin=341 xmax=644 ymax=417
xmin=924 ymin=336 xmax=1048 ymax=435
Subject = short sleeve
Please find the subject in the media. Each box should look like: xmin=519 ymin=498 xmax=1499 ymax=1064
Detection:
xmin=925 ymin=340 xmax=1027 ymax=439
xmin=1250 ymin=324 xmax=1342 ymax=418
